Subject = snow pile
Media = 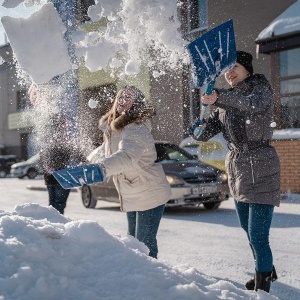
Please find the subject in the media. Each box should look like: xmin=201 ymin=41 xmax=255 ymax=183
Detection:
xmin=0 ymin=203 xmax=277 ymax=300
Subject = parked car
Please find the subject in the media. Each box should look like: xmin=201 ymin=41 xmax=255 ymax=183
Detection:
xmin=81 ymin=142 xmax=230 ymax=210
xmin=179 ymin=133 xmax=228 ymax=172
xmin=10 ymin=154 xmax=42 ymax=179
xmin=0 ymin=155 xmax=19 ymax=178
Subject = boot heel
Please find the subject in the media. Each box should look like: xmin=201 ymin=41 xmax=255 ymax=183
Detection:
xmin=255 ymin=270 xmax=272 ymax=293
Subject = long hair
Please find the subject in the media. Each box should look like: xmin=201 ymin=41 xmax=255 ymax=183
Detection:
xmin=105 ymin=86 xmax=155 ymax=127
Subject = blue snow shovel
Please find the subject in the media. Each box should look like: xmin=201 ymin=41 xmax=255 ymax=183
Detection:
xmin=187 ymin=19 xmax=236 ymax=138
xmin=52 ymin=164 xmax=106 ymax=189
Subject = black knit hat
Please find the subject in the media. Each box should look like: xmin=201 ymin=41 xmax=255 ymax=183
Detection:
xmin=236 ymin=51 xmax=253 ymax=75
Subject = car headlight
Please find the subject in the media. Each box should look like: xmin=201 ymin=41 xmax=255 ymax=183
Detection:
xmin=166 ymin=175 xmax=185 ymax=186
xmin=217 ymin=172 xmax=228 ymax=183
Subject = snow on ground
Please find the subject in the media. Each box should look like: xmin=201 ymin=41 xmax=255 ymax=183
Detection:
xmin=1 ymin=177 xmax=300 ymax=300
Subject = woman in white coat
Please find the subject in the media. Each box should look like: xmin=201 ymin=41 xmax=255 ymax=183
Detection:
xmin=54 ymin=86 xmax=171 ymax=257
xmin=91 ymin=85 xmax=171 ymax=258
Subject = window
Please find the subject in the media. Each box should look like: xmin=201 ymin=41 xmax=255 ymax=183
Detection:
xmin=17 ymin=90 xmax=31 ymax=111
xmin=77 ymin=0 xmax=95 ymax=23
xmin=279 ymin=48 xmax=300 ymax=128
xmin=155 ymin=144 xmax=193 ymax=163
xmin=188 ymin=0 xmax=207 ymax=31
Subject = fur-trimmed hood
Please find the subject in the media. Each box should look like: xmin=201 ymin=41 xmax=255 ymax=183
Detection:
xmin=99 ymin=107 xmax=155 ymax=132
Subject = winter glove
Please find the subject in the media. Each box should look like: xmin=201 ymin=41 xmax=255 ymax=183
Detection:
xmin=52 ymin=164 xmax=106 ymax=189
xmin=190 ymin=119 xmax=207 ymax=140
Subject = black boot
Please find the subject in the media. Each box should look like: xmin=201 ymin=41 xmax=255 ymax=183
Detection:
xmin=245 ymin=277 xmax=255 ymax=290
xmin=246 ymin=265 xmax=277 ymax=290
xmin=255 ymin=270 xmax=272 ymax=292
xmin=245 ymin=243 xmax=256 ymax=290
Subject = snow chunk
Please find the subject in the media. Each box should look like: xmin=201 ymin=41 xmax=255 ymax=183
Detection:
xmin=1 ymin=3 xmax=72 ymax=84
xmin=124 ymin=59 xmax=140 ymax=75
xmin=2 ymin=0 xmax=24 ymax=8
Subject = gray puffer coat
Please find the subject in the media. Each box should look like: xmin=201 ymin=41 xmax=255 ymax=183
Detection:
xmin=197 ymin=74 xmax=280 ymax=206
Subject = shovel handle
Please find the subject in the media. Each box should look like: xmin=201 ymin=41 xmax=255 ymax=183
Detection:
xmin=205 ymin=81 xmax=215 ymax=95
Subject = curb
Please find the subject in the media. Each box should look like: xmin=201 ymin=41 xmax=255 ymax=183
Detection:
xmin=26 ymin=186 xmax=78 ymax=192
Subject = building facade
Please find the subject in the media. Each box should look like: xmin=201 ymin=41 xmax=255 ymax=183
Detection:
xmin=0 ymin=0 xmax=299 ymax=191
xmin=0 ymin=44 xmax=33 ymax=159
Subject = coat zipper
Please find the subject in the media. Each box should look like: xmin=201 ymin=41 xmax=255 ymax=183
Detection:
xmin=249 ymin=155 xmax=255 ymax=185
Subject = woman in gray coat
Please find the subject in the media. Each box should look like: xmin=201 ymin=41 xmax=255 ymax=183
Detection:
xmin=195 ymin=51 xmax=280 ymax=293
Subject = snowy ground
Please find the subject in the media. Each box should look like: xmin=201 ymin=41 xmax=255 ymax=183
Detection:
xmin=0 ymin=177 xmax=299 ymax=300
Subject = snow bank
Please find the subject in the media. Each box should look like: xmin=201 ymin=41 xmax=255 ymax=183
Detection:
xmin=0 ymin=203 xmax=276 ymax=300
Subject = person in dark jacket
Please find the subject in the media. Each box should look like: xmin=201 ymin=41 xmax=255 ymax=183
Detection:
xmin=194 ymin=51 xmax=280 ymax=293
xmin=39 ymin=114 xmax=73 ymax=215
xmin=29 ymin=83 xmax=85 ymax=215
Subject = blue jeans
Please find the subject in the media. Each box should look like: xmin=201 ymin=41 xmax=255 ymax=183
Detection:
xmin=127 ymin=204 xmax=165 ymax=259
xmin=47 ymin=184 xmax=70 ymax=214
xmin=234 ymin=200 xmax=274 ymax=272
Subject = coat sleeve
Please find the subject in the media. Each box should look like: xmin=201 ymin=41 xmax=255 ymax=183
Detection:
xmin=195 ymin=109 xmax=223 ymax=142
xmin=87 ymin=144 xmax=104 ymax=163
xmin=216 ymin=85 xmax=272 ymax=113
xmin=101 ymin=124 xmax=151 ymax=177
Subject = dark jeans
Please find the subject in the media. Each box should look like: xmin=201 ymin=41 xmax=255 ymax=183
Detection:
xmin=47 ymin=184 xmax=70 ymax=214
xmin=127 ymin=204 xmax=165 ymax=259
xmin=234 ymin=200 xmax=274 ymax=272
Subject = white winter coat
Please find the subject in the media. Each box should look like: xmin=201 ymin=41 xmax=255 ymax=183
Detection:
xmin=89 ymin=118 xmax=171 ymax=212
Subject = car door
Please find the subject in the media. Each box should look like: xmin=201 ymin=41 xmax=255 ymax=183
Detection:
xmin=91 ymin=176 xmax=119 ymax=202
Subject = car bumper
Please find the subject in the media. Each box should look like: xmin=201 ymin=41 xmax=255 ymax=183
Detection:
xmin=167 ymin=183 xmax=230 ymax=207
xmin=10 ymin=169 xmax=26 ymax=177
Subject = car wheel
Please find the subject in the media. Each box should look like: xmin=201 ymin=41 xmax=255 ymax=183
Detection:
xmin=81 ymin=185 xmax=97 ymax=208
xmin=27 ymin=168 xmax=38 ymax=179
xmin=0 ymin=170 xmax=7 ymax=178
xmin=203 ymin=201 xmax=221 ymax=210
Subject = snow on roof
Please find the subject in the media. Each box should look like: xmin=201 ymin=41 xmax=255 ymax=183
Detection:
xmin=256 ymin=0 xmax=300 ymax=41
xmin=272 ymin=128 xmax=300 ymax=140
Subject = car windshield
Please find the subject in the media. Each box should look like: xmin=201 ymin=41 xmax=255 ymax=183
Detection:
xmin=155 ymin=143 xmax=195 ymax=163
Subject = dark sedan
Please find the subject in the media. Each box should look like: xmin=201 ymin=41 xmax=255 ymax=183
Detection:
xmin=81 ymin=142 xmax=230 ymax=210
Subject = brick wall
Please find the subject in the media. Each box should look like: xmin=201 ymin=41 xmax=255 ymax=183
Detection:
xmin=272 ymin=139 xmax=300 ymax=193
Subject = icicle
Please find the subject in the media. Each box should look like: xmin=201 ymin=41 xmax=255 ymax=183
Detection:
xmin=256 ymin=44 xmax=260 ymax=59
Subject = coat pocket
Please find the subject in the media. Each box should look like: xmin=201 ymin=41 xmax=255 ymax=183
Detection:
xmin=119 ymin=173 xmax=148 ymax=195
xmin=251 ymin=147 xmax=280 ymax=193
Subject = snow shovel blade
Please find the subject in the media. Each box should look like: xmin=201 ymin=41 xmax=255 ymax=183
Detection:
xmin=187 ymin=19 xmax=236 ymax=91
